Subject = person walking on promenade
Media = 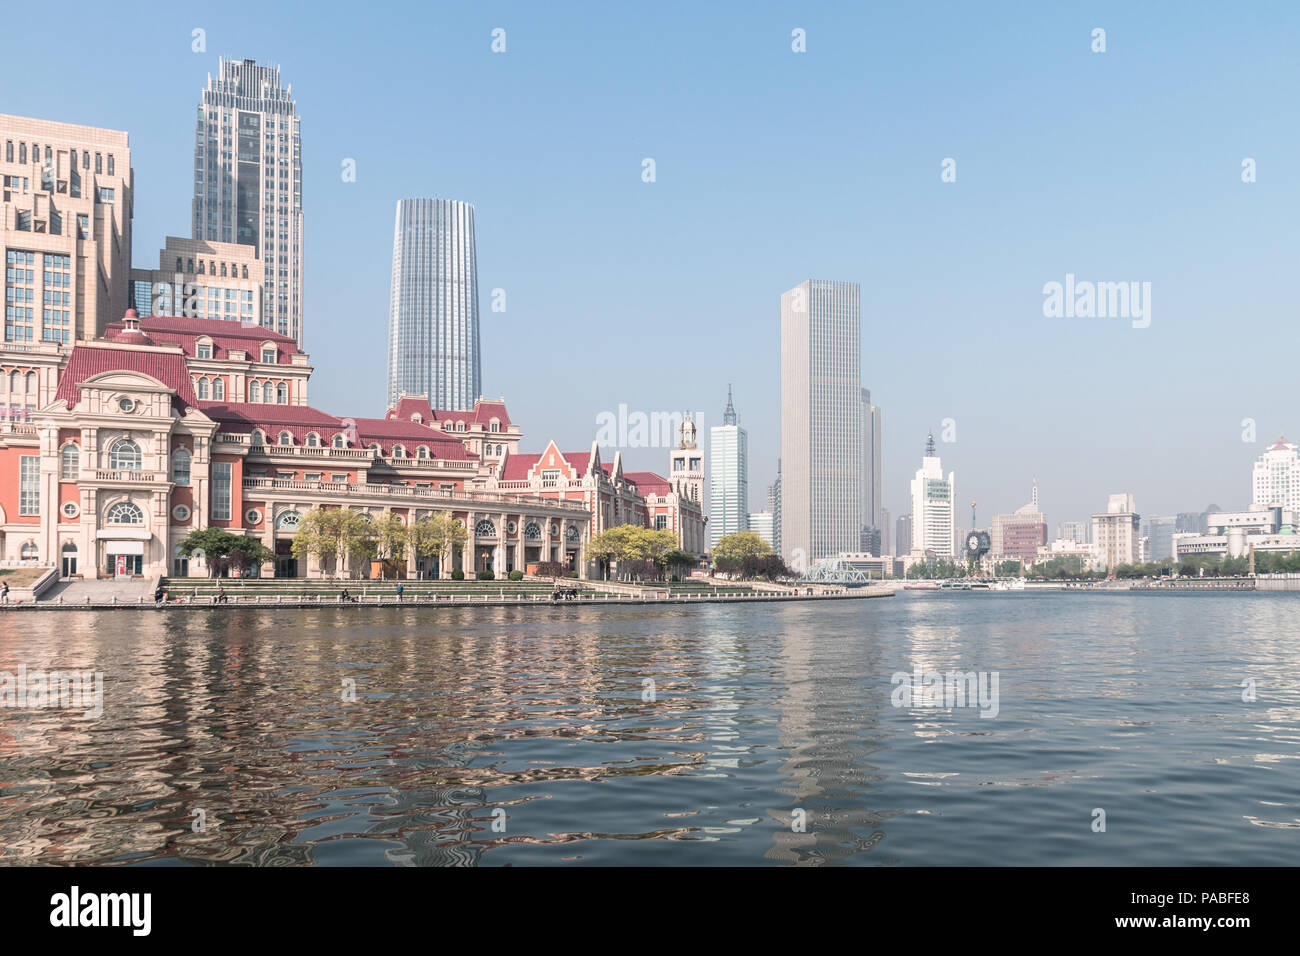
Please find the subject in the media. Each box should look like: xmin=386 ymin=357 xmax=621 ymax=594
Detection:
xmin=1 ymin=581 xmax=9 ymax=604
xmin=396 ymin=583 xmax=404 ymax=602
xmin=340 ymin=587 xmax=349 ymax=603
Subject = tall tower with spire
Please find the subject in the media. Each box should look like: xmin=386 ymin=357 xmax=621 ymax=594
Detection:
xmin=670 ymin=411 xmax=704 ymax=505
xmin=909 ymin=431 xmax=956 ymax=557
xmin=709 ymin=387 xmax=749 ymax=552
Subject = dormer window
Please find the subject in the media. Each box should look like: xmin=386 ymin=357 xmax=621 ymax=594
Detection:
xmin=416 ymin=446 xmax=429 ymax=459
xmin=306 ymin=432 xmax=320 ymax=447
xmin=490 ymin=421 xmax=500 ymax=432
xmin=392 ymin=444 xmax=406 ymax=459
xmin=261 ymin=346 xmax=276 ymax=364
xmin=332 ymin=434 xmax=346 ymax=448
xmin=278 ymin=431 xmax=293 ymax=446
xmin=196 ymin=339 xmax=213 ymax=359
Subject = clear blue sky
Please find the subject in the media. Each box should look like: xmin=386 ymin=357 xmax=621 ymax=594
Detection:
xmin=5 ymin=1 xmax=1299 ymax=527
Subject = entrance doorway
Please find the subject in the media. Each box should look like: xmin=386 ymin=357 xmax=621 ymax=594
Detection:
xmin=111 ymin=553 xmax=143 ymax=577
xmin=61 ymin=542 xmax=77 ymax=578
xmin=275 ymin=539 xmax=298 ymax=578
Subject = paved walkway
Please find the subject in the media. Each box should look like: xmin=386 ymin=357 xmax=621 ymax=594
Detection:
xmin=40 ymin=576 xmax=159 ymax=604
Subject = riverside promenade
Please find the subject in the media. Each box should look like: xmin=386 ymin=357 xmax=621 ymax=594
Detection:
xmin=3 ymin=576 xmax=897 ymax=611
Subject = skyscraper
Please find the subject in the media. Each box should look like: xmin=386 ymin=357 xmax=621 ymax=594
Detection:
xmin=1093 ymin=493 xmax=1141 ymax=569
xmin=1252 ymin=437 xmax=1300 ymax=511
xmin=780 ymin=279 xmax=863 ymax=564
xmin=909 ymin=434 xmax=955 ymax=557
xmin=862 ymin=387 xmax=882 ymax=549
xmin=768 ymin=461 xmax=782 ymax=557
xmin=709 ymin=386 xmax=749 ymax=551
xmin=386 ymin=198 xmax=481 ymax=411
xmin=192 ymin=58 xmax=302 ymax=344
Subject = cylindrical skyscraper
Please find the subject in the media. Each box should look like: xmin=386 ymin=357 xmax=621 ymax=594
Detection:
xmin=386 ymin=198 xmax=480 ymax=410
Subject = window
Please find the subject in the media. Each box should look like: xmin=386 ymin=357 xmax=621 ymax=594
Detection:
xmin=278 ymin=431 xmax=292 ymax=446
xmin=19 ymin=455 xmax=39 ymax=514
xmin=107 ymin=154 xmax=115 ymax=175
xmin=250 ymin=381 xmax=261 ymax=403
xmin=213 ymin=378 xmax=225 ymax=400
xmin=20 ymin=542 xmax=38 ymax=561
xmin=392 ymin=444 xmax=405 ymax=458
xmin=261 ymin=347 xmax=276 ymax=363
xmin=475 ymin=519 xmax=497 ymax=536
xmin=276 ymin=383 xmax=287 ymax=404
xmin=196 ymin=341 xmax=213 ymax=359
xmin=105 ymin=501 xmax=144 ymax=525
xmin=60 ymin=443 xmax=78 ymax=480
xmin=197 ymin=377 xmax=210 ymax=399
xmin=416 ymin=446 xmax=429 ymax=459
xmin=211 ymin=462 xmax=232 ymax=520
xmin=172 ymin=448 xmax=191 ymax=484
xmin=250 ymin=430 xmax=266 ymax=446
xmin=524 ymin=522 xmax=542 ymax=540
xmin=108 ymin=438 xmax=142 ymax=470
xmin=306 ymin=432 xmax=319 ymax=447
xmin=274 ymin=510 xmax=301 ymax=530
xmin=332 ymin=433 xmax=345 ymax=448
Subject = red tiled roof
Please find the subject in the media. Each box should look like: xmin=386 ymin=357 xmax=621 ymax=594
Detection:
xmin=388 ymin=395 xmax=436 ymax=422
xmin=198 ymin=401 xmax=343 ymax=444
xmin=105 ymin=315 xmax=300 ymax=362
xmin=54 ymin=344 xmax=198 ymax=411
xmin=430 ymin=400 xmax=512 ymax=428
xmin=349 ymin=417 xmax=475 ymax=459
xmin=502 ymin=453 xmax=543 ymax=480
xmin=623 ymin=471 xmax=672 ymax=496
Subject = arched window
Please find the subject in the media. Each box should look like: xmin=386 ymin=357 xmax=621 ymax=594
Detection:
xmin=306 ymin=432 xmax=320 ymax=447
xmin=241 ymin=265 xmax=248 ymax=279
xmin=105 ymin=501 xmax=144 ymax=525
xmin=566 ymin=525 xmax=580 ymax=542
xmin=7 ymin=371 xmax=18 ymax=393
xmin=251 ymin=430 xmax=266 ymax=446
xmin=20 ymin=542 xmax=38 ymax=561
xmin=108 ymin=438 xmax=141 ymax=470
xmin=197 ymin=377 xmax=210 ymax=399
xmin=332 ymin=433 xmax=346 ymax=448
xmin=249 ymin=381 xmax=262 ymax=403
xmin=416 ymin=445 xmax=429 ymax=459
xmin=276 ymin=383 xmax=288 ymax=404
xmin=475 ymin=519 xmax=497 ymax=537
xmin=392 ymin=444 xmax=405 ymax=459
xmin=278 ymin=431 xmax=293 ymax=446
xmin=60 ymin=443 xmax=78 ymax=480
xmin=275 ymin=510 xmax=301 ymax=530
xmin=524 ymin=522 xmax=542 ymax=540
xmin=213 ymin=378 xmax=225 ymax=400
xmin=171 ymin=447 xmax=191 ymax=484
xmin=25 ymin=371 xmax=36 ymax=394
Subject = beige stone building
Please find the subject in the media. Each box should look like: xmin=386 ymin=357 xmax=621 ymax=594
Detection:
xmin=1 ymin=114 xmax=133 ymax=344
xmin=130 ymin=236 xmax=263 ymax=325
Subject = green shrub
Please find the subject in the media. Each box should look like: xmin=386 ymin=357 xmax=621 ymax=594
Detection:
xmin=567 ymin=571 xmax=578 ymax=578
xmin=477 ymin=570 xmax=495 ymax=580
xmin=450 ymin=569 xmax=465 ymax=580
xmin=509 ymin=570 xmax=524 ymax=581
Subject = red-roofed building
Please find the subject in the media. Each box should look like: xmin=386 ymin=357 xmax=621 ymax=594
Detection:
xmin=0 ymin=310 xmax=590 ymax=580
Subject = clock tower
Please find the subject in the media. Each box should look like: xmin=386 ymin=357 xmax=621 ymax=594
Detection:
xmin=671 ymin=412 xmax=704 ymax=504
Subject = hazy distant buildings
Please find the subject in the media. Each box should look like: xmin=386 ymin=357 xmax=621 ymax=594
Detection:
xmin=1057 ymin=520 xmax=1089 ymax=544
xmin=862 ymin=388 xmax=882 ymax=547
xmin=1140 ymin=515 xmax=1177 ymax=562
xmin=749 ymin=512 xmax=775 ymax=549
xmin=767 ymin=463 xmax=781 ymax=557
xmin=779 ymin=279 xmax=863 ymax=564
xmin=1093 ymin=493 xmax=1140 ymax=569
xmin=1252 ymin=437 xmax=1300 ymax=511
xmin=192 ymin=58 xmax=302 ymax=344
xmin=709 ymin=387 xmax=749 ymax=551
xmin=2 ymin=113 xmax=133 ymax=343
xmin=880 ymin=506 xmax=892 ymax=556
xmin=909 ymin=434 xmax=955 ymax=557
xmin=896 ymin=514 xmax=912 ymax=556
xmin=991 ymin=497 xmax=1048 ymax=562
xmin=386 ymin=198 xmax=481 ymax=410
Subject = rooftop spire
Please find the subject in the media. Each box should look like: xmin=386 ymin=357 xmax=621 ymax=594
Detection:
xmin=722 ymin=385 xmax=737 ymax=425
xmin=925 ymin=432 xmax=936 ymax=457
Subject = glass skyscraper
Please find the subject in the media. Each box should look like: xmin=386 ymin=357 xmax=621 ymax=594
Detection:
xmin=709 ymin=387 xmax=748 ymax=551
xmin=779 ymin=279 xmax=863 ymax=565
xmin=192 ymin=58 xmax=302 ymax=344
xmin=386 ymin=198 xmax=481 ymax=411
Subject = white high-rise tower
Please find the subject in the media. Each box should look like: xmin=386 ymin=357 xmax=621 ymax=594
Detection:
xmin=386 ymin=198 xmax=481 ymax=410
xmin=709 ymin=386 xmax=749 ymax=551
xmin=909 ymin=433 xmax=956 ymax=558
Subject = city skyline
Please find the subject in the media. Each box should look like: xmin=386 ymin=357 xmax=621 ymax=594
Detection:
xmin=3 ymin=3 xmax=1299 ymax=524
